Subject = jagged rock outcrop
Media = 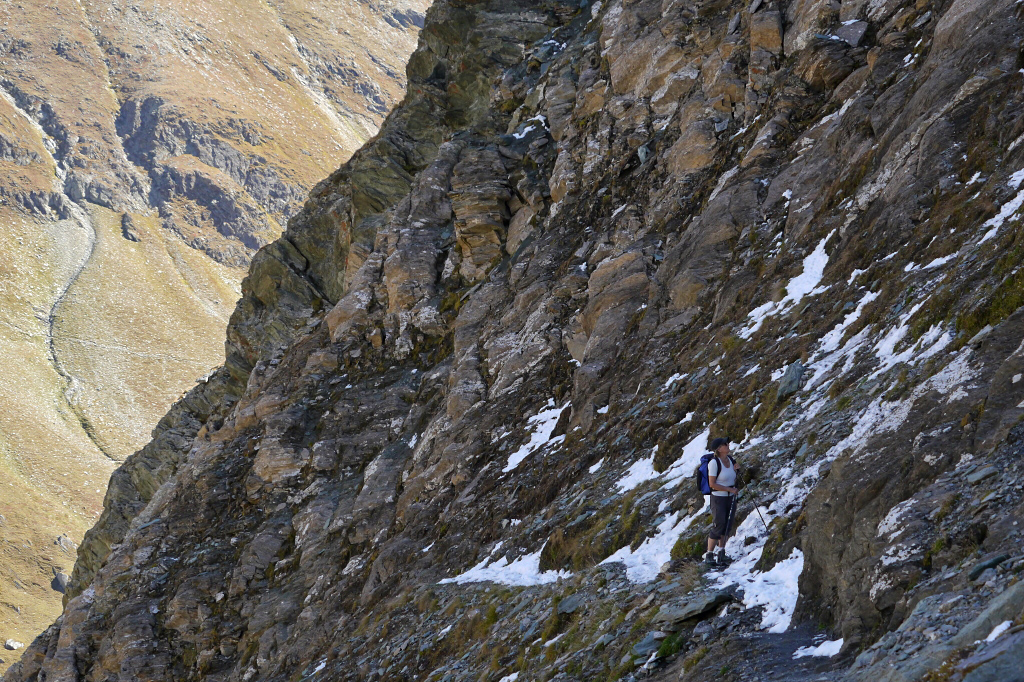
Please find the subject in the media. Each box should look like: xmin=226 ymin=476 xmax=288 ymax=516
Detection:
xmin=7 ymin=0 xmax=1024 ymax=681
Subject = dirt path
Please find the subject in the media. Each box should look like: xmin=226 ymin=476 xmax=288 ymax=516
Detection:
xmin=45 ymin=203 xmax=120 ymax=462
xmin=652 ymin=623 xmax=850 ymax=682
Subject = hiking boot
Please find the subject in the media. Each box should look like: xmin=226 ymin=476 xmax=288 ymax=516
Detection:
xmin=716 ymin=550 xmax=732 ymax=567
xmin=704 ymin=551 xmax=717 ymax=567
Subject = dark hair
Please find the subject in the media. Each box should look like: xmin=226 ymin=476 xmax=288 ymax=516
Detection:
xmin=709 ymin=437 xmax=730 ymax=451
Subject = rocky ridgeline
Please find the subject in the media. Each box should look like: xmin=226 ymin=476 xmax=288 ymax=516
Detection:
xmin=7 ymin=0 xmax=1024 ymax=680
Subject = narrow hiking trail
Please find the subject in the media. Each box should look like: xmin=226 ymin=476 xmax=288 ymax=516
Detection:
xmin=0 ymin=80 xmax=117 ymax=462
xmin=45 ymin=202 xmax=119 ymax=462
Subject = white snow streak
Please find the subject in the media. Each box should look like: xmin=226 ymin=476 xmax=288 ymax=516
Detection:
xmin=803 ymin=291 xmax=878 ymax=391
xmin=614 ymin=426 xmax=711 ymax=493
xmin=440 ymin=547 xmax=569 ymax=587
xmin=985 ymin=620 xmax=1013 ymax=642
xmin=979 ymin=169 xmax=1024 ymax=244
xmin=503 ymin=400 xmax=566 ymax=472
xmin=615 ymin=452 xmax=660 ymax=493
xmin=793 ymin=639 xmax=844 ymax=658
xmin=601 ymin=501 xmax=708 ymax=582
xmin=740 ymin=231 xmax=835 ymax=338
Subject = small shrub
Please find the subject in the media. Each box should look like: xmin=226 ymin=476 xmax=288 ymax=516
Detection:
xmin=671 ymin=533 xmax=707 ymax=561
xmin=721 ymin=334 xmax=743 ymax=354
xmin=935 ymin=494 xmax=960 ymax=521
xmin=657 ymin=631 xmax=686 ymax=658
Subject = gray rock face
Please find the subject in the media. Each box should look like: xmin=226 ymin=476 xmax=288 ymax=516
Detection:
xmin=653 ymin=591 xmax=734 ymax=626
xmin=967 ymin=466 xmax=999 ymax=484
xmin=777 ymin=361 xmax=805 ymax=400
xmin=9 ymin=0 xmax=1024 ymax=682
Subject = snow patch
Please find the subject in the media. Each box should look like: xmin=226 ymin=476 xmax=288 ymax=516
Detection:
xmin=663 ymin=372 xmax=686 ymax=389
xmin=803 ymin=291 xmax=878 ymax=391
xmin=985 ymin=620 xmax=1013 ymax=642
xmin=513 ymin=114 xmax=549 ymax=140
xmin=503 ymin=400 xmax=566 ymax=472
xmin=708 ymin=166 xmax=739 ymax=203
xmin=740 ymin=231 xmax=834 ymax=338
xmin=615 ymin=448 xmax=660 ymax=492
xmin=440 ymin=546 xmax=569 ymax=586
xmin=661 ymin=427 xmax=713 ymax=488
xmin=877 ymin=499 xmax=916 ymax=541
xmin=880 ymin=542 xmax=920 ymax=566
xmin=793 ymin=639 xmax=844 ymax=658
xmin=923 ymin=254 xmax=955 ymax=270
xmin=615 ymin=426 xmax=712 ymax=494
xmin=710 ymin=520 xmax=805 ymax=633
xmin=978 ymin=169 xmax=1024 ymax=244
xmin=601 ymin=501 xmax=709 ymax=582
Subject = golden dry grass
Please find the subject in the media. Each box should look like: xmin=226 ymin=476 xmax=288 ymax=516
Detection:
xmin=0 ymin=0 xmax=427 ymax=669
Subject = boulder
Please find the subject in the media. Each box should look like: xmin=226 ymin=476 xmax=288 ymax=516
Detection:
xmin=777 ymin=361 xmax=805 ymax=399
xmin=557 ymin=593 xmax=584 ymax=615
xmin=835 ymin=20 xmax=868 ymax=47
xmin=631 ymin=630 xmax=667 ymax=657
xmin=750 ymin=10 xmax=783 ymax=55
xmin=968 ymin=554 xmax=1010 ymax=581
xmin=51 ymin=571 xmax=70 ymax=594
xmin=652 ymin=591 xmax=734 ymax=626
xmin=967 ymin=467 xmax=998 ymax=485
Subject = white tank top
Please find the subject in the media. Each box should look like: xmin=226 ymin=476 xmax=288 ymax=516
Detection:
xmin=708 ymin=456 xmax=736 ymax=497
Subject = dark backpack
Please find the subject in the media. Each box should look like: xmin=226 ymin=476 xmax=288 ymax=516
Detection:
xmin=696 ymin=454 xmax=734 ymax=495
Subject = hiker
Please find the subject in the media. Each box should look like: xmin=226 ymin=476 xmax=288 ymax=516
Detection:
xmin=703 ymin=437 xmax=739 ymax=567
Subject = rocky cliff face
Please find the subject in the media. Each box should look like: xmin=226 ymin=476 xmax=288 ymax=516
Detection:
xmin=0 ymin=0 xmax=424 ymax=671
xmin=6 ymin=0 xmax=1024 ymax=680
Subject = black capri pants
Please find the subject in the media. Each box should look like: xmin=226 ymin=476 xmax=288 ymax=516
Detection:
xmin=708 ymin=494 xmax=736 ymax=540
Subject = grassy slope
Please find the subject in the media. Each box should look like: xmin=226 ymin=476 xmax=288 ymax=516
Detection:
xmin=53 ymin=207 xmax=241 ymax=459
xmin=0 ymin=205 xmax=112 ymax=668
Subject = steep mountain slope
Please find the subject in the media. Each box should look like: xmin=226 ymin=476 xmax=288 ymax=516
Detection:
xmin=6 ymin=0 xmax=1024 ymax=680
xmin=0 ymin=0 xmax=425 ymax=671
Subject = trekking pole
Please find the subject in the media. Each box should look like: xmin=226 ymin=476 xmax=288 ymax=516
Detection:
xmin=741 ymin=473 xmax=770 ymax=532
xmin=753 ymin=504 xmax=770 ymax=532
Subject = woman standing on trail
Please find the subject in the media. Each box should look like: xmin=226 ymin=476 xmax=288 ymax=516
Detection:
xmin=704 ymin=437 xmax=739 ymax=567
